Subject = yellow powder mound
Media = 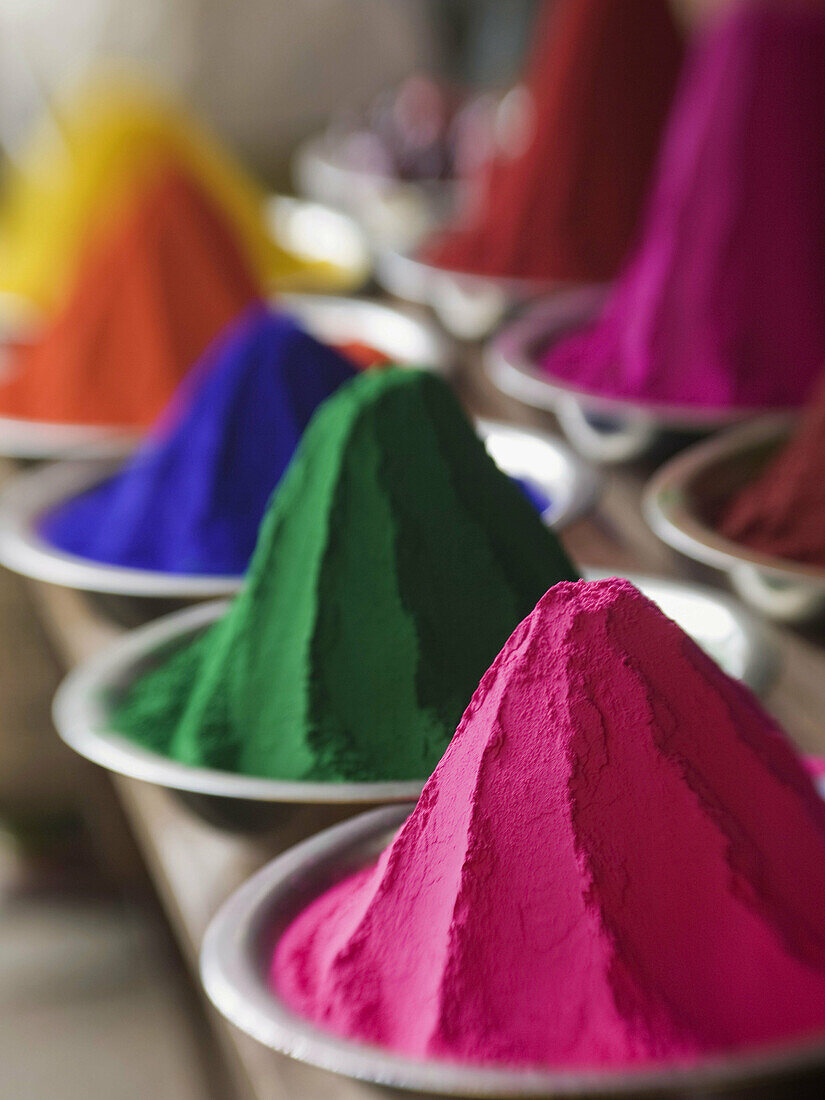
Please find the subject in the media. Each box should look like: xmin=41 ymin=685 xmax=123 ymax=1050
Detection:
xmin=0 ymin=74 xmax=342 ymax=310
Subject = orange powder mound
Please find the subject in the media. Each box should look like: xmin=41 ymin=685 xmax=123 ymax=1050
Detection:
xmin=0 ymin=163 xmax=262 ymax=428
xmin=334 ymin=341 xmax=393 ymax=371
xmin=0 ymin=75 xmax=327 ymax=311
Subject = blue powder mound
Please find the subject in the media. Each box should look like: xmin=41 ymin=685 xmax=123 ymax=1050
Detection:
xmin=40 ymin=305 xmax=357 ymax=574
xmin=513 ymin=477 xmax=552 ymax=516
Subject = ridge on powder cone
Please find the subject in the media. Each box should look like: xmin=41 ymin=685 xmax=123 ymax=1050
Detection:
xmin=40 ymin=307 xmax=357 ymax=575
xmin=112 ymin=367 xmax=577 ymax=782
xmin=273 ymin=578 xmax=825 ymax=1070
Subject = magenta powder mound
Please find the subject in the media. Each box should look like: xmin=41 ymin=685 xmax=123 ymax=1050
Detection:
xmin=541 ymin=2 xmax=825 ymax=412
xmin=272 ymin=578 xmax=825 ymax=1070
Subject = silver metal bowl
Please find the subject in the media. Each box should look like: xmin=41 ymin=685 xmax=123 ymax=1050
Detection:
xmin=643 ymin=418 xmax=825 ymax=623
xmin=374 ymin=245 xmax=564 ymax=341
xmin=0 ymin=414 xmax=142 ymax=462
xmin=488 ymin=290 xmax=771 ymax=464
xmin=52 ymin=599 xmax=423 ymax=807
xmin=293 ymin=133 xmax=454 ymax=252
xmin=0 ymin=419 xmax=598 ymax=599
xmin=280 ymin=293 xmax=451 ymax=373
xmin=51 ymin=570 xmax=775 ymax=806
xmin=200 ymin=802 xmax=825 ymax=1098
xmin=264 ymin=194 xmax=371 ymax=293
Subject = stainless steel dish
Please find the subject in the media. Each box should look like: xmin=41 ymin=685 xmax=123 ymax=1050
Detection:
xmin=375 ymin=246 xmax=562 ymax=341
xmin=488 ymin=290 xmax=770 ymax=464
xmin=264 ymin=194 xmax=371 ymax=292
xmin=52 ymin=599 xmax=423 ymax=807
xmin=643 ymin=418 xmax=825 ymax=623
xmin=293 ymin=133 xmax=453 ymax=252
xmin=200 ymin=802 xmax=825 ymax=1098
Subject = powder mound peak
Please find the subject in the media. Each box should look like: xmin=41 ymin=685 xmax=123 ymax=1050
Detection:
xmin=0 ymin=74 xmax=305 ymax=309
xmin=0 ymin=162 xmax=262 ymax=427
xmin=113 ymin=367 xmax=576 ymax=781
xmin=274 ymin=577 xmax=825 ymax=1069
xmin=542 ymin=1 xmax=825 ymax=409
xmin=41 ymin=307 xmax=355 ymax=574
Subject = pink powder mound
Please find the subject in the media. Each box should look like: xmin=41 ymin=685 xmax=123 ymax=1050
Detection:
xmin=541 ymin=3 xmax=825 ymax=412
xmin=272 ymin=578 xmax=825 ymax=1071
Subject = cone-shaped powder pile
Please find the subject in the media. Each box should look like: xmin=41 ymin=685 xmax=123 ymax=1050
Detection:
xmin=0 ymin=75 xmax=329 ymax=311
xmin=422 ymin=0 xmax=684 ymax=283
xmin=112 ymin=368 xmax=576 ymax=781
xmin=0 ymin=163 xmax=262 ymax=428
xmin=273 ymin=578 xmax=825 ymax=1068
xmin=542 ymin=3 xmax=825 ymax=411
xmin=718 ymin=374 xmax=825 ymax=567
xmin=39 ymin=308 xmax=356 ymax=574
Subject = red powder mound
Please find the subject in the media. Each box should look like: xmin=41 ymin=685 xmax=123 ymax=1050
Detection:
xmin=0 ymin=163 xmax=261 ymax=428
xmin=719 ymin=374 xmax=825 ymax=567
xmin=422 ymin=0 xmax=684 ymax=283
xmin=274 ymin=579 xmax=825 ymax=1070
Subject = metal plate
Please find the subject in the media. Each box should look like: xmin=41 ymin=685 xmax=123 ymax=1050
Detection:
xmin=264 ymin=195 xmax=371 ymax=293
xmin=293 ymin=133 xmax=452 ymax=252
xmin=0 ymin=415 xmax=142 ymax=461
xmin=488 ymin=290 xmax=782 ymax=463
xmin=200 ymin=802 xmax=825 ymax=1099
xmin=280 ymin=293 xmax=451 ymax=374
xmin=51 ymin=571 xmax=775 ymax=805
xmin=0 ymin=420 xmax=599 ymax=598
xmin=375 ymin=245 xmax=561 ymax=340
xmin=52 ymin=599 xmax=424 ymax=805
xmin=643 ymin=418 xmax=825 ymax=623
xmin=0 ymin=197 xmax=371 ymax=459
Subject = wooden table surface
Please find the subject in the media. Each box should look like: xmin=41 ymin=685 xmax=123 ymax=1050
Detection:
xmin=21 ymin=349 xmax=825 ymax=1099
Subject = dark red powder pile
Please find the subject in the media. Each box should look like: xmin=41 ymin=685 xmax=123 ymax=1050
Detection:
xmin=719 ymin=372 xmax=825 ymax=567
xmin=422 ymin=0 xmax=684 ymax=283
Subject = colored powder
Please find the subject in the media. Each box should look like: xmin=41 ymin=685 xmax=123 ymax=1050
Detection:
xmin=334 ymin=341 xmax=393 ymax=371
xmin=718 ymin=373 xmax=825 ymax=567
xmin=513 ymin=477 xmax=551 ymax=515
xmin=542 ymin=3 xmax=825 ymax=411
xmin=273 ymin=578 xmax=825 ymax=1069
xmin=422 ymin=0 xmax=684 ymax=283
xmin=39 ymin=308 xmax=356 ymax=575
xmin=112 ymin=368 xmax=577 ymax=781
xmin=0 ymin=75 xmax=337 ymax=311
xmin=0 ymin=163 xmax=261 ymax=428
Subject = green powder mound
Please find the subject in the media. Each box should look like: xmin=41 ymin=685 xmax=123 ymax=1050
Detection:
xmin=113 ymin=368 xmax=578 ymax=782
